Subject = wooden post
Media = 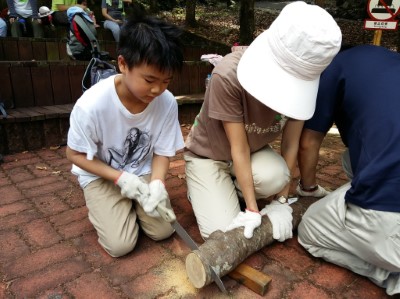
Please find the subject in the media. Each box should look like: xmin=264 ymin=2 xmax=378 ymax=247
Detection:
xmin=185 ymin=197 xmax=317 ymax=289
xmin=373 ymin=29 xmax=383 ymax=45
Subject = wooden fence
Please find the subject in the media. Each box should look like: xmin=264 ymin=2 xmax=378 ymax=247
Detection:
xmin=0 ymin=36 xmax=230 ymax=62
xmin=0 ymin=60 xmax=213 ymax=109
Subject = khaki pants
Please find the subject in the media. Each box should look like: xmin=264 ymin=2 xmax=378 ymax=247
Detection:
xmin=184 ymin=146 xmax=290 ymax=239
xmin=298 ymin=182 xmax=400 ymax=295
xmin=83 ymin=176 xmax=174 ymax=257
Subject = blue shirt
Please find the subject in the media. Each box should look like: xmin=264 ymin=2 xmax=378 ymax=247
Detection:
xmin=305 ymin=45 xmax=400 ymax=212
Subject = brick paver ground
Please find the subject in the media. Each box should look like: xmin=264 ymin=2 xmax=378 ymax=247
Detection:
xmin=0 ymin=125 xmax=395 ymax=298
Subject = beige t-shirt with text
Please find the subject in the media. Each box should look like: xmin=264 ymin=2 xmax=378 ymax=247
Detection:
xmin=185 ymin=50 xmax=287 ymax=161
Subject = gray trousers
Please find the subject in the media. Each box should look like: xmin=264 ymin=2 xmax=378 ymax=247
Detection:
xmin=103 ymin=20 xmax=121 ymax=42
xmin=298 ymin=150 xmax=400 ymax=295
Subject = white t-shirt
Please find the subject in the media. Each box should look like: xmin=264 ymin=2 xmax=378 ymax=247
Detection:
xmin=67 ymin=75 xmax=184 ymax=188
xmin=14 ymin=0 xmax=33 ymax=18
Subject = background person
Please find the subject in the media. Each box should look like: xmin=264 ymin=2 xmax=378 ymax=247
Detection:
xmin=38 ymin=6 xmax=55 ymax=34
xmin=77 ymin=0 xmax=99 ymax=27
xmin=0 ymin=8 xmax=7 ymax=37
xmin=101 ymin=0 xmax=132 ymax=42
xmin=6 ymin=0 xmax=44 ymax=37
xmin=51 ymin=0 xmax=79 ymax=26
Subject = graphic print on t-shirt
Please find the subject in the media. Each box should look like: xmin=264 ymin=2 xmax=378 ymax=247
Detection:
xmin=107 ymin=127 xmax=151 ymax=171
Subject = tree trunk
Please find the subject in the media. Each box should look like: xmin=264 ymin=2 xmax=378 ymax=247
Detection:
xmin=148 ymin=0 xmax=158 ymax=13
xmin=185 ymin=0 xmax=197 ymax=27
xmin=397 ymin=29 xmax=400 ymax=52
xmin=314 ymin=0 xmax=325 ymax=7
xmin=239 ymin=0 xmax=254 ymax=45
xmin=185 ymin=197 xmax=317 ymax=289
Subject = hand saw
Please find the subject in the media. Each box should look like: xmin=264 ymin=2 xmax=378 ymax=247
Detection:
xmin=156 ymin=204 xmax=228 ymax=294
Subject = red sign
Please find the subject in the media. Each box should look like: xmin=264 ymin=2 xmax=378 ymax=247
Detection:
xmin=367 ymin=0 xmax=400 ymax=21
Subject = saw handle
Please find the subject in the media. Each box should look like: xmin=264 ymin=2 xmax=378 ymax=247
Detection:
xmin=156 ymin=204 xmax=177 ymax=223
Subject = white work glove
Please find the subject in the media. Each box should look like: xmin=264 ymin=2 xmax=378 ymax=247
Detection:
xmin=146 ymin=179 xmax=169 ymax=218
xmin=225 ymin=209 xmax=262 ymax=239
xmin=115 ymin=171 xmax=150 ymax=203
xmin=260 ymin=200 xmax=293 ymax=242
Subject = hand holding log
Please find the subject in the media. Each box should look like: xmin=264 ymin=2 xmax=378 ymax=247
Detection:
xmin=260 ymin=200 xmax=293 ymax=242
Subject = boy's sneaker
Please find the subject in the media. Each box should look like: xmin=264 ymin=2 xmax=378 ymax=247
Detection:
xmin=296 ymin=183 xmax=330 ymax=198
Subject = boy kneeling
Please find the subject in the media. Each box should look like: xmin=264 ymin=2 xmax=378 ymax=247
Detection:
xmin=66 ymin=14 xmax=184 ymax=257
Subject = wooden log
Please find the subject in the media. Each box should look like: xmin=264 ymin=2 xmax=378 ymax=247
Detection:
xmin=185 ymin=197 xmax=317 ymax=289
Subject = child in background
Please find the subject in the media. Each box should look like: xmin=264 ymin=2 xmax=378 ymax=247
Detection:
xmin=6 ymin=0 xmax=44 ymax=37
xmin=51 ymin=0 xmax=77 ymax=26
xmin=38 ymin=6 xmax=55 ymax=32
xmin=0 ymin=8 xmax=7 ymax=37
xmin=77 ymin=0 xmax=99 ymax=27
xmin=101 ymin=0 xmax=132 ymax=42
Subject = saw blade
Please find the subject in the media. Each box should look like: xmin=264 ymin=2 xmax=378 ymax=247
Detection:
xmin=157 ymin=204 xmax=228 ymax=293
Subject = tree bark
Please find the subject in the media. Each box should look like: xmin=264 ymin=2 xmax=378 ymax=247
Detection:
xmin=185 ymin=0 xmax=197 ymax=27
xmin=185 ymin=197 xmax=317 ymax=288
xmin=239 ymin=0 xmax=254 ymax=45
xmin=148 ymin=0 xmax=158 ymax=13
xmin=397 ymin=21 xmax=400 ymax=52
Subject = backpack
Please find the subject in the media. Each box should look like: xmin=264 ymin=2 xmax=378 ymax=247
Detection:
xmin=0 ymin=100 xmax=7 ymax=117
xmin=66 ymin=10 xmax=99 ymax=61
xmin=82 ymin=57 xmax=117 ymax=92
xmin=66 ymin=9 xmax=117 ymax=91
xmin=0 ymin=90 xmax=11 ymax=117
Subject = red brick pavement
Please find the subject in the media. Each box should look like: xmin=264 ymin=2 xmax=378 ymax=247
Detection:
xmin=0 ymin=126 xmax=394 ymax=298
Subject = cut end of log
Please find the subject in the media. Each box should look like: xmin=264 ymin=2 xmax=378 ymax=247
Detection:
xmin=186 ymin=251 xmax=208 ymax=288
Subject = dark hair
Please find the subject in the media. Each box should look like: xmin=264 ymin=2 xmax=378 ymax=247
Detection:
xmin=117 ymin=14 xmax=184 ymax=73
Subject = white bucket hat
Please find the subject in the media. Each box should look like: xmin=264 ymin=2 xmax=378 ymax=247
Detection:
xmin=237 ymin=1 xmax=342 ymax=120
xmin=38 ymin=6 xmax=54 ymax=18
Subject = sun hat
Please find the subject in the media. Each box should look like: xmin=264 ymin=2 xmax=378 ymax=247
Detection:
xmin=38 ymin=6 xmax=54 ymax=18
xmin=237 ymin=1 xmax=342 ymax=120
